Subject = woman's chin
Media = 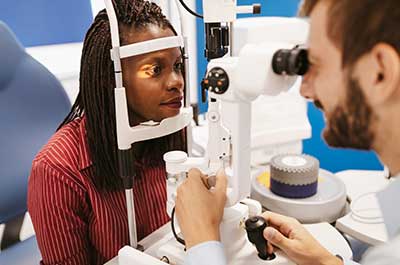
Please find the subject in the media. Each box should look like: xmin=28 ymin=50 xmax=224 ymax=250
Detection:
xmin=161 ymin=109 xmax=180 ymax=120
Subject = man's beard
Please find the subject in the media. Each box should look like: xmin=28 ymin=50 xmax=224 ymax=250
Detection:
xmin=322 ymin=77 xmax=375 ymax=150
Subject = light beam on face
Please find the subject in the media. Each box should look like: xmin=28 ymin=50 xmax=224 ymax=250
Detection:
xmin=136 ymin=64 xmax=157 ymax=79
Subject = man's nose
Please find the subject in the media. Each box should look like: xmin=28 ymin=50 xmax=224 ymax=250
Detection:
xmin=300 ymin=74 xmax=316 ymax=100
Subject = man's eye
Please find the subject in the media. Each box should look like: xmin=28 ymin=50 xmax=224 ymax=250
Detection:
xmin=308 ymin=63 xmax=318 ymax=73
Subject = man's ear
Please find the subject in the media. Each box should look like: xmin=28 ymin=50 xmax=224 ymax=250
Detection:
xmin=353 ymin=43 xmax=400 ymax=106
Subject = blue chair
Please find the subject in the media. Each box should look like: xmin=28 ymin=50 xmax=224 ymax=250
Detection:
xmin=0 ymin=21 xmax=71 ymax=264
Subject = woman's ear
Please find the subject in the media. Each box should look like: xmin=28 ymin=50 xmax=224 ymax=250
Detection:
xmin=353 ymin=43 xmax=400 ymax=106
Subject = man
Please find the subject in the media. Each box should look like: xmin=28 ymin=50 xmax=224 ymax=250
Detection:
xmin=175 ymin=0 xmax=400 ymax=264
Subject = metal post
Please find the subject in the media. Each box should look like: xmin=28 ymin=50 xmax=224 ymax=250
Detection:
xmin=125 ymin=189 xmax=138 ymax=248
xmin=183 ymin=37 xmax=193 ymax=155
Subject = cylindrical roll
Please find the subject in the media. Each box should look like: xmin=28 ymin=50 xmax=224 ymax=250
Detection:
xmin=270 ymin=154 xmax=319 ymax=198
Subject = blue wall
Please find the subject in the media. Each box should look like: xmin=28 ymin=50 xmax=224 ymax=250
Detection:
xmin=0 ymin=0 xmax=93 ymax=47
xmin=303 ymin=103 xmax=382 ymax=172
xmin=195 ymin=0 xmax=382 ymax=172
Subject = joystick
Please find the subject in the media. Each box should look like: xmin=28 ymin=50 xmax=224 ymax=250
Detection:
xmin=245 ymin=216 xmax=276 ymax=260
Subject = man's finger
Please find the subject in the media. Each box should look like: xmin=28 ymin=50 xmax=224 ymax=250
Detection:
xmin=263 ymin=227 xmax=292 ymax=251
xmin=200 ymin=174 xmax=211 ymax=189
xmin=187 ymin=168 xmax=202 ymax=180
xmin=262 ymin=211 xmax=298 ymax=236
xmin=187 ymin=168 xmax=211 ymax=193
xmin=267 ymin=242 xmax=274 ymax=255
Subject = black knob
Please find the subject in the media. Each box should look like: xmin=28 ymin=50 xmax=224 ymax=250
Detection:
xmin=245 ymin=216 xmax=275 ymax=260
xmin=253 ymin=4 xmax=261 ymax=14
xmin=202 ymin=67 xmax=229 ymax=95
xmin=200 ymin=79 xmax=208 ymax=103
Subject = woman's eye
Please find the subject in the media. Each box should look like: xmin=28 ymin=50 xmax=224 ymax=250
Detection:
xmin=150 ymin=65 xmax=162 ymax=76
xmin=174 ymin=62 xmax=184 ymax=72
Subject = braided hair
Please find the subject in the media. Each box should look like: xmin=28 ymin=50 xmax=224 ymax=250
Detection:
xmin=59 ymin=0 xmax=186 ymax=190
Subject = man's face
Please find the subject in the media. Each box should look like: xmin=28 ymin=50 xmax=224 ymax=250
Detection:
xmin=300 ymin=1 xmax=375 ymax=150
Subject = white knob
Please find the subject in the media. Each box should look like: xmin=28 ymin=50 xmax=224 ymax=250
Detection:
xmin=163 ymin=151 xmax=188 ymax=164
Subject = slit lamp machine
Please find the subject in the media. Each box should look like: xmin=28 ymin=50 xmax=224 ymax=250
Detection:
xmin=104 ymin=0 xmax=352 ymax=264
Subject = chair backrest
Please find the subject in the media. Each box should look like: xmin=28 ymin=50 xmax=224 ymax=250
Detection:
xmin=0 ymin=21 xmax=71 ymax=223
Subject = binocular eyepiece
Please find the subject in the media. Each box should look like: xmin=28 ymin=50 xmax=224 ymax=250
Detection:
xmin=272 ymin=45 xmax=309 ymax=76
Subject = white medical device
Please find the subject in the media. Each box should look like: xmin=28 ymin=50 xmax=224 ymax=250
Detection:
xmin=104 ymin=0 xmax=352 ymax=264
xmin=105 ymin=0 xmax=193 ymax=249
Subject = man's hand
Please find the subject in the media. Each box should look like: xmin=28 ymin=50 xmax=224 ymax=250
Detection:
xmin=262 ymin=211 xmax=343 ymax=265
xmin=175 ymin=168 xmax=228 ymax=249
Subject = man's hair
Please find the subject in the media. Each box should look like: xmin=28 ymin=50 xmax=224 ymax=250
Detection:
xmin=59 ymin=0 xmax=186 ymax=190
xmin=299 ymin=0 xmax=400 ymax=67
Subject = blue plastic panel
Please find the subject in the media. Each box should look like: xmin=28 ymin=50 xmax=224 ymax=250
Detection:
xmin=0 ymin=0 xmax=93 ymax=47
xmin=0 ymin=236 xmax=41 ymax=264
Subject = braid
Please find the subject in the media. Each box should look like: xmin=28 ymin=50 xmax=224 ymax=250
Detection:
xmin=57 ymin=91 xmax=83 ymax=130
xmin=59 ymin=0 xmax=186 ymax=190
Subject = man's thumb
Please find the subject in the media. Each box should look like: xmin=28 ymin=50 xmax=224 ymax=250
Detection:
xmin=263 ymin=227 xmax=291 ymax=250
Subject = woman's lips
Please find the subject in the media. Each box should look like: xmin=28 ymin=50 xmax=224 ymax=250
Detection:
xmin=160 ymin=101 xmax=182 ymax=109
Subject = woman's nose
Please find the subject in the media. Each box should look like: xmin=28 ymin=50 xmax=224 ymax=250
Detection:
xmin=166 ymin=71 xmax=184 ymax=93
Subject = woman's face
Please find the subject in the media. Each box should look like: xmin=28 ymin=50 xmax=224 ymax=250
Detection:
xmin=122 ymin=24 xmax=184 ymax=125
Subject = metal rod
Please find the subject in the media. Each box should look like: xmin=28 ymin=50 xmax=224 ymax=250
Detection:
xmin=183 ymin=37 xmax=193 ymax=156
xmin=183 ymin=37 xmax=191 ymax=108
xmin=229 ymin=22 xmax=234 ymax=57
xmin=125 ymin=189 xmax=138 ymax=248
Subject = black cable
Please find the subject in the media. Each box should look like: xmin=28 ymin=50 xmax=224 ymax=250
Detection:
xmin=171 ymin=206 xmax=186 ymax=246
xmin=178 ymin=0 xmax=203 ymax=19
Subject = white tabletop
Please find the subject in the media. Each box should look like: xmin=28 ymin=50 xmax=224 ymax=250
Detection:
xmin=335 ymin=170 xmax=390 ymax=245
xmin=105 ymin=221 xmax=352 ymax=265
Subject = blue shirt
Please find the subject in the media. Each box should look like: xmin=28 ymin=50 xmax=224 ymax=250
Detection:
xmin=185 ymin=178 xmax=400 ymax=265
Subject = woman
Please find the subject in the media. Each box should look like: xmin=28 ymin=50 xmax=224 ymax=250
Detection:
xmin=27 ymin=1 xmax=186 ymax=264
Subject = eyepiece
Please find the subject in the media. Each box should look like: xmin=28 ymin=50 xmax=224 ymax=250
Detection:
xmin=272 ymin=46 xmax=309 ymax=76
